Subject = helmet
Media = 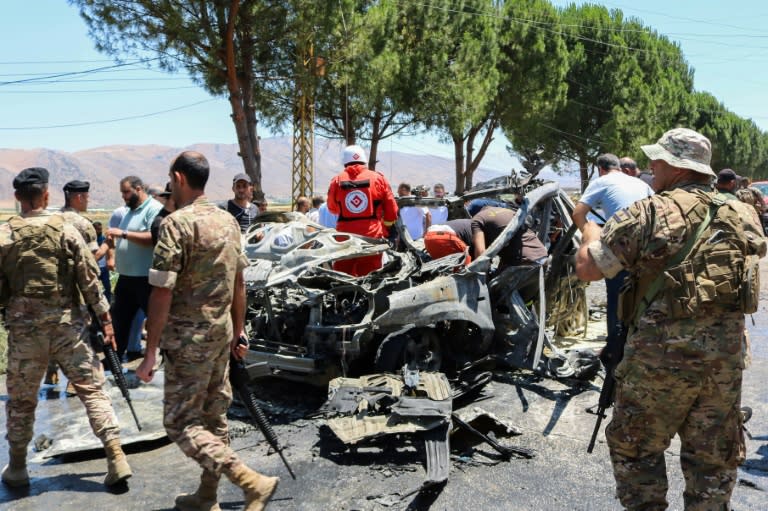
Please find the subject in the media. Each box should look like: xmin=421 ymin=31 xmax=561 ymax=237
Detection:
xmin=342 ymin=145 xmax=368 ymax=166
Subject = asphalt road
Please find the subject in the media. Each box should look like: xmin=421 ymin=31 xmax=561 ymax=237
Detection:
xmin=1 ymin=273 xmax=767 ymax=511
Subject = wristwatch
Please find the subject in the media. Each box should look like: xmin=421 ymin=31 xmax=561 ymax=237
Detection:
xmin=121 ymin=230 xmax=128 ymax=239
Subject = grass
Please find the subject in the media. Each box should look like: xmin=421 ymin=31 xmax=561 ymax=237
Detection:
xmin=0 ymin=210 xmax=111 ymax=225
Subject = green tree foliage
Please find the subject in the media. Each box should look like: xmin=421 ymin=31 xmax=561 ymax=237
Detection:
xmin=688 ymin=91 xmax=768 ymax=178
xmin=415 ymin=0 xmax=501 ymax=194
xmin=496 ymin=0 xmax=569 ymax=173
xmin=506 ymin=4 xmax=693 ymax=191
xmin=313 ymin=0 xmax=427 ymax=169
xmin=70 ymin=0 xmax=303 ymax=201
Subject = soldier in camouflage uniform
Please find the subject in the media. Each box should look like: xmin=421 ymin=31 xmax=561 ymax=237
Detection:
xmin=45 ymin=179 xmax=112 ymax=388
xmin=735 ymin=177 xmax=767 ymax=234
xmin=0 ymin=168 xmax=132 ymax=489
xmin=575 ymin=128 xmax=766 ymax=510
xmin=137 ymin=152 xmax=278 ymax=511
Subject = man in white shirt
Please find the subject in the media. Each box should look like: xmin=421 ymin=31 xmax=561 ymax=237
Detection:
xmin=397 ymin=182 xmax=430 ymax=240
xmin=428 ymin=183 xmax=449 ymax=225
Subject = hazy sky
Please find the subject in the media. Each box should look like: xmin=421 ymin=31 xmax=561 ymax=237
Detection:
xmin=1 ymin=0 xmax=766 ymax=172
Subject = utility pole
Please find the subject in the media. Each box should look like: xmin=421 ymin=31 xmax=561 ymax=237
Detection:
xmin=291 ymin=40 xmax=324 ymax=209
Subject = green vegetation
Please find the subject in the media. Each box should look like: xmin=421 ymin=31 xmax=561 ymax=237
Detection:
xmin=69 ymin=0 xmax=768 ymax=193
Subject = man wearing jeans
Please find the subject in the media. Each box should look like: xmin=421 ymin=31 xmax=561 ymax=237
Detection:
xmin=106 ymin=176 xmax=162 ymax=360
xmin=572 ymin=153 xmax=653 ymax=345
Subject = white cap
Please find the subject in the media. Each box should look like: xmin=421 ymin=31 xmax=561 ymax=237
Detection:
xmin=342 ymin=145 xmax=367 ymax=166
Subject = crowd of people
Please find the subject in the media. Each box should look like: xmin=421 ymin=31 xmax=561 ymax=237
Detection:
xmin=0 ymin=131 xmax=766 ymax=510
xmin=0 ymin=154 xmax=280 ymax=509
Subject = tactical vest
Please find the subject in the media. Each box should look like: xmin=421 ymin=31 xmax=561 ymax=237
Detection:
xmin=618 ymin=188 xmax=760 ymax=325
xmin=3 ymin=215 xmax=71 ymax=301
xmin=336 ymin=169 xmax=380 ymax=222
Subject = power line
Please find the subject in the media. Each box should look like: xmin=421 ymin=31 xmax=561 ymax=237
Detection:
xmin=0 ymin=67 xmax=171 ymax=78
xmin=0 ymin=86 xmax=200 ymax=94
xmin=0 ymin=99 xmax=218 ymax=130
xmin=0 ymin=58 xmax=159 ymax=86
xmin=5 ymin=77 xmax=191 ymax=84
xmin=594 ymin=1 xmax=768 ymax=34
xmin=0 ymin=59 xmax=116 ymax=65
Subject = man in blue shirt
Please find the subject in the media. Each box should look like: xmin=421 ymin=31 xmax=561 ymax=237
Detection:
xmin=572 ymin=153 xmax=654 ymax=345
xmin=105 ymin=176 xmax=163 ymax=359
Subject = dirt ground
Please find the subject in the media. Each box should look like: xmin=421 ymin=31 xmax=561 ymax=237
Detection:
xmin=1 ymin=268 xmax=767 ymax=510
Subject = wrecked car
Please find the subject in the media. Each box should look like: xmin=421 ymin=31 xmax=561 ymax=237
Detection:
xmin=241 ymin=175 xmax=593 ymax=386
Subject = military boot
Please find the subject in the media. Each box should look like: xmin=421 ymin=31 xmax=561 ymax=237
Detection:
xmin=174 ymin=470 xmax=221 ymax=511
xmin=225 ymin=462 xmax=278 ymax=511
xmin=103 ymin=438 xmax=132 ymax=486
xmin=1 ymin=444 xmax=30 ymax=487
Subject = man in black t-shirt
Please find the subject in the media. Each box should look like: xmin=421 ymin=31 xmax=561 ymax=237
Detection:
xmin=220 ymin=173 xmax=260 ymax=233
xmin=471 ymin=207 xmax=548 ymax=268
xmin=148 ymin=182 xmax=175 ymax=245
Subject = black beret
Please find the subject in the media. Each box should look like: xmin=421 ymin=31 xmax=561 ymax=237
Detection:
xmin=63 ymin=180 xmax=90 ymax=193
xmin=13 ymin=167 xmax=49 ymax=189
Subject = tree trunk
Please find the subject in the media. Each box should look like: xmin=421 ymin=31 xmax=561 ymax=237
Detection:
xmin=453 ymin=134 xmax=466 ymax=194
xmin=459 ymin=118 xmax=497 ymax=193
xmin=368 ymin=110 xmax=382 ymax=171
xmin=578 ymin=153 xmax=590 ymax=193
xmin=240 ymin=21 xmax=263 ymax=201
xmin=224 ymin=0 xmax=262 ymax=200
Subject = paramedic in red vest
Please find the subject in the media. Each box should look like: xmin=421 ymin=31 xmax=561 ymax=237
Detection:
xmin=327 ymin=144 xmax=398 ymax=276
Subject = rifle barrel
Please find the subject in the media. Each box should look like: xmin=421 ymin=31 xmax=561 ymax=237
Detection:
xmin=230 ymin=352 xmax=297 ymax=479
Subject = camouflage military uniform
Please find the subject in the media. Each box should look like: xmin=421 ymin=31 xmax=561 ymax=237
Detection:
xmin=587 ymin=183 xmax=766 ymax=510
xmin=735 ymin=187 xmax=765 ymax=216
xmin=59 ymin=207 xmax=99 ymax=253
xmin=148 ymin=197 xmax=249 ymax=476
xmin=46 ymin=207 xmax=100 ymax=381
xmin=0 ymin=211 xmax=118 ymax=448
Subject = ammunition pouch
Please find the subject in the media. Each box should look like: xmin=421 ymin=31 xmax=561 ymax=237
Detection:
xmin=741 ymin=254 xmax=761 ymax=314
xmin=618 ymin=188 xmax=761 ymax=325
xmin=662 ymin=249 xmax=743 ymax=318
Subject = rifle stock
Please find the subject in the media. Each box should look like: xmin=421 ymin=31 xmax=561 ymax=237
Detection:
xmin=230 ymin=336 xmax=296 ymax=479
xmin=88 ymin=308 xmax=142 ymax=431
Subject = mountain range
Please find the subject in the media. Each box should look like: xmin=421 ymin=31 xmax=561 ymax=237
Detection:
xmin=0 ymin=137 xmax=520 ymax=209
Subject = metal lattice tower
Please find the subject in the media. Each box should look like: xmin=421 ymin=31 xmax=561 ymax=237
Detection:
xmin=292 ymin=43 xmax=323 ymax=208
xmin=291 ymin=88 xmax=314 ymax=207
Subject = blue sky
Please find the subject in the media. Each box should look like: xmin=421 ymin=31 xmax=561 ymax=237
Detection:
xmin=0 ymin=0 xmax=766 ymax=172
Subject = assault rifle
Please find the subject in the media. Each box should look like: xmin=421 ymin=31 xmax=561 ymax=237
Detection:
xmin=230 ymin=335 xmax=296 ymax=479
xmin=88 ymin=307 xmax=142 ymax=431
xmin=586 ymin=323 xmax=626 ymax=453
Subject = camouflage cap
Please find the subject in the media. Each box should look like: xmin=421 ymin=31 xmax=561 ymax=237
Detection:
xmin=640 ymin=128 xmax=715 ymax=177
xmin=13 ymin=167 xmax=49 ymax=189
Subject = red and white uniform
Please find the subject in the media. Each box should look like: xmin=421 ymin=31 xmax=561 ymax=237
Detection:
xmin=327 ymin=163 xmax=398 ymax=276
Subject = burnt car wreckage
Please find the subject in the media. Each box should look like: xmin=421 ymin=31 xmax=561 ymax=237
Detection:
xmin=239 ymin=174 xmax=598 ymax=485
